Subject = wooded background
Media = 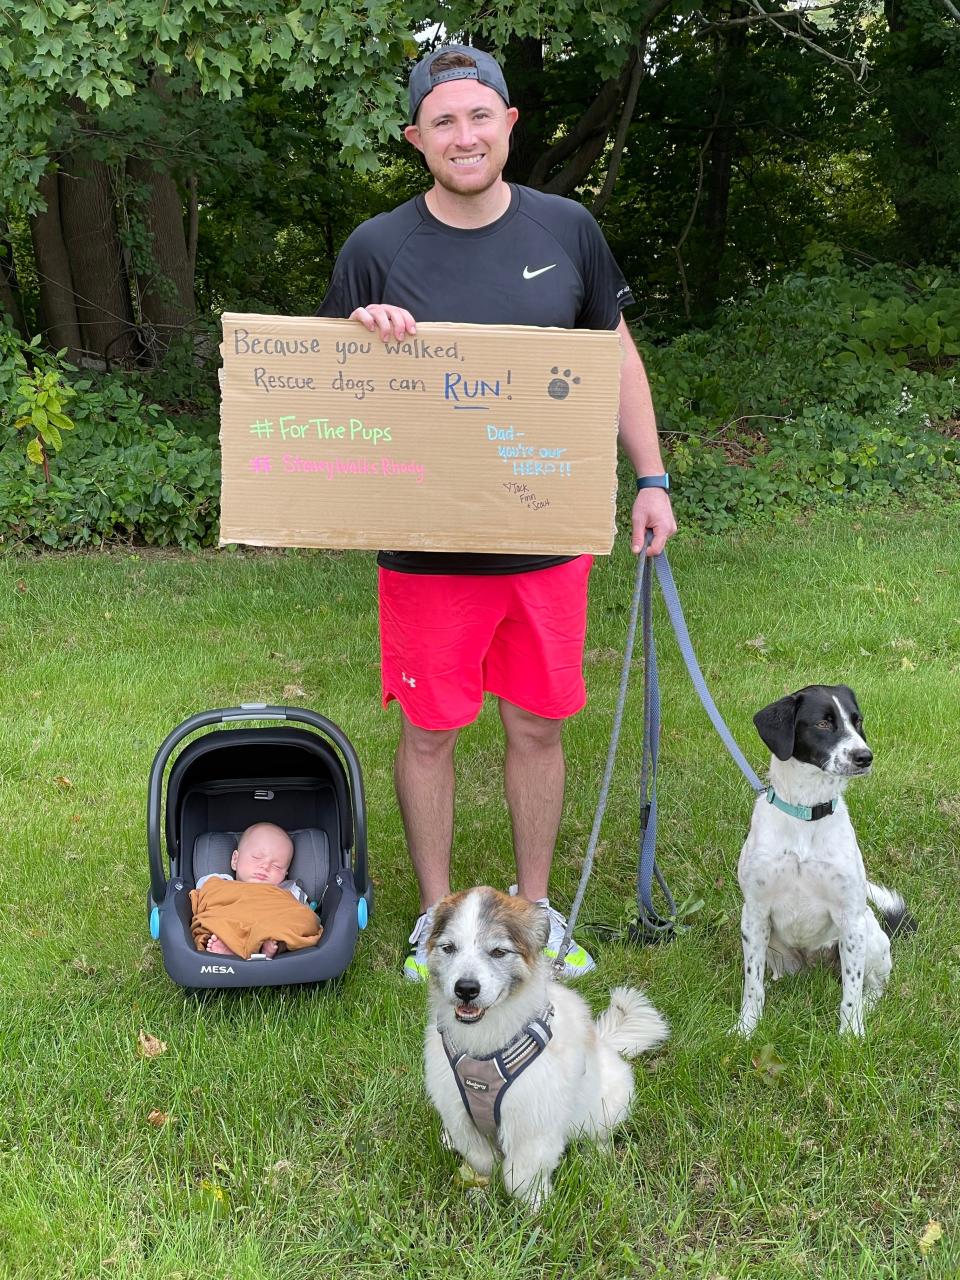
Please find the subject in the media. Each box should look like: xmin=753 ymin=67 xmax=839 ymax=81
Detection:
xmin=1 ymin=0 xmax=958 ymax=362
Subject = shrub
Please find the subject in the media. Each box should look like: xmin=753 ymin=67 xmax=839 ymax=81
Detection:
xmin=643 ymin=251 xmax=960 ymax=531
xmin=0 ymin=340 xmax=219 ymax=549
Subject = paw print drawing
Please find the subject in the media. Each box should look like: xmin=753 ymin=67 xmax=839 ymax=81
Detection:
xmin=547 ymin=367 xmax=581 ymax=400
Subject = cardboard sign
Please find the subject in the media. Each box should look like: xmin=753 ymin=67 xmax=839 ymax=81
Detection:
xmin=219 ymin=313 xmax=622 ymax=554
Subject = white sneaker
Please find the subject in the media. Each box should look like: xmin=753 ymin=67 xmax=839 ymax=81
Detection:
xmin=508 ymin=885 xmax=596 ymax=979
xmin=403 ymin=906 xmax=435 ymax=983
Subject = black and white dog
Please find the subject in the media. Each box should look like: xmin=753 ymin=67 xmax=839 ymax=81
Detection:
xmin=736 ymin=684 xmax=914 ymax=1038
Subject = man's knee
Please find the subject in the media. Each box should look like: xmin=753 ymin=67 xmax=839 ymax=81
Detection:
xmin=398 ymin=715 xmax=459 ymax=763
xmin=499 ymin=700 xmax=564 ymax=750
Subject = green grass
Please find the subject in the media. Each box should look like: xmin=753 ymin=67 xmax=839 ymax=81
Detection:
xmin=1 ymin=506 xmax=958 ymax=1278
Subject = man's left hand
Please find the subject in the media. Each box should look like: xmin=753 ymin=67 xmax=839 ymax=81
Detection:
xmin=631 ymin=489 xmax=677 ymax=556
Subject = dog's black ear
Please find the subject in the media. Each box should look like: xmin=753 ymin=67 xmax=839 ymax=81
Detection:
xmin=754 ymin=694 xmax=799 ymax=760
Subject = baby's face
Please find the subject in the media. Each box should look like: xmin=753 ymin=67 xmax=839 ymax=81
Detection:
xmin=231 ymin=828 xmax=293 ymax=885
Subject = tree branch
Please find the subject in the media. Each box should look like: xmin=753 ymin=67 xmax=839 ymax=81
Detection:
xmin=741 ymin=0 xmax=870 ymax=80
xmin=591 ymin=43 xmax=648 ymax=217
xmin=673 ymin=100 xmax=723 ymax=321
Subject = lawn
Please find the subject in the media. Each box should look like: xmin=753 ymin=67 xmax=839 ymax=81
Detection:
xmin=0 ymin=505 xmax=957 ymax=1279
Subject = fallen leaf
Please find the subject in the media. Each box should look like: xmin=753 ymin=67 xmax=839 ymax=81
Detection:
xmin=458 ymin=1162 xmax=489 ymax=1188
xmin=137 ymin=1030 xmax=167 ymax=1059
xmin=900 ymin=657 xmax=916 ymax=671
xmin=189 ymin=1179 xmax=230 ymax=1217
xmin=919 ymin=1220 xmax=942 ymax=1256
xmin=70 ymin=955 xmax=97 ymax=976
xmin=283 ymin=684 xmax=306 ymax=699
xmin=751 ymin=1043 xmax=788 ymax=1085
xmin=146 ymin=1109 xmax=169 ymax=1128
xmin=15 ymin=580 xmax=27 ymax=594
xmin=54 ymin=775 xmax=74 ymax=789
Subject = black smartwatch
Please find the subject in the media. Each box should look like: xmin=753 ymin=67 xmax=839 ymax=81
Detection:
xmin=635 ymin=473 xmax=670 ymax=492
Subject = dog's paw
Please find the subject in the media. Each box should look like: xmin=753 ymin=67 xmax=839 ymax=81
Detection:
xmin=838 ymin=1016 xmax=865 ymax=1038
xmin=440 ymin=1128 xmax=454 ymax=1151
xmin=730 ymin=1017 xmax=757 ymax=1038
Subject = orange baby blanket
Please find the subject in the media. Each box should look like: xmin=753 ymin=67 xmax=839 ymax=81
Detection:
xmin=190 ymin=879 xmax=322 ymax=959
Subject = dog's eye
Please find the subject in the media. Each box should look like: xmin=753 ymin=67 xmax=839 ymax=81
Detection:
xmin=440 ymin=942 xmax=457 ymax=955
xmin=488 ymin=948 xmax=509 ymax=959
xmin=817 ymin=718 xmax=835 ymax=730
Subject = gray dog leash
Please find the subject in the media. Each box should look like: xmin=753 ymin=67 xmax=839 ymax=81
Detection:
xmin=553 ymin=541 xmax=765 ymax=970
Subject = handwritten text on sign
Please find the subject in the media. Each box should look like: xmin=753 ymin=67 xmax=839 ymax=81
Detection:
xmin=219 ymin=314 xmax=622 ymax=554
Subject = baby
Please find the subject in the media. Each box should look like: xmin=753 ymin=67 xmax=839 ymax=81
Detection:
xmin=197 ymin=822 xmax=308 ymax=958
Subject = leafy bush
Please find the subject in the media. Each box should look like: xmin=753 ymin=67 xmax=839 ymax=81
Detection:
xmin=644 ymin=251 xmax=960 ymax=531
xmin=0 ymin=336 xmax=219 ymax=549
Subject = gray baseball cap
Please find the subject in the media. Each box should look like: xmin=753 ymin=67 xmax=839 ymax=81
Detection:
xmin=408 ymin=44 xmax=510 ymax=123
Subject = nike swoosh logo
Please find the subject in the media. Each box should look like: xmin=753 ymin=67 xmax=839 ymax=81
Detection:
xmin=522 ymin=264 xmax=557 ymax=280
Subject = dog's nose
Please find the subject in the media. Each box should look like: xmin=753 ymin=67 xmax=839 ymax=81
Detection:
xmin=852 ymin=748 xmax=873 ymax=768
xmin=454 ymin=978 xmax=481 ymax=1003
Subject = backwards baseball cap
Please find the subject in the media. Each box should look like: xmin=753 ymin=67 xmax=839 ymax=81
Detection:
xmin=408 ymin=44 xmax=510 ymax=123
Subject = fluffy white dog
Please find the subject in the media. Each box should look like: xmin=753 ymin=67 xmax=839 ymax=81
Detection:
xmin=423 ymin=886 xmax=669 ymax=1208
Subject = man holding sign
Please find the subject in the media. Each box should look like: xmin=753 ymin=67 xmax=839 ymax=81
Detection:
xmin=317 ymin=44 xmax=676 ymax=981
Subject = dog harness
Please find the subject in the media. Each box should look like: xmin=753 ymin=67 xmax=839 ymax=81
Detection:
xmin=440 ymin=1007 xmax=554 ymax=1144
xmin=766 ymin=785 xmax=838 ymax=822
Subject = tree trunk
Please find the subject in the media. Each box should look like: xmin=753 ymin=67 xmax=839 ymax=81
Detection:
xmin=525 ymin=0 xmax=677 ymax=194
xmin=501 ymin=37 xmax=549 ymax=185
xmin=685 ymin=5 xmax=745 ymax=318
xmin=58 ymin=151 xmax=137 ymax=363
xmin=127 ymin=157 xmax=196 ymax=355
xmin=28 ymin=171 xmax=83 ymax=358
xmin=881 ymin=0 xmax=952 ymax=259
xmin=0 ymin=220 xmax=28 ymax=338
xmin=699 ymin=114 xmax=736 ymax=311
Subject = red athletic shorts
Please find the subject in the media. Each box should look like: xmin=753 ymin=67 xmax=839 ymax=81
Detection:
xmin=378 ymin=556 xmax=593 ymax=730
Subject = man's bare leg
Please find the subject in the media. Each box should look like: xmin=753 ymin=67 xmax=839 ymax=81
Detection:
xmin=394 ymin=710 xmax=460 ymax=911
xmin=499 ymin=699 xmax=565 ymax=902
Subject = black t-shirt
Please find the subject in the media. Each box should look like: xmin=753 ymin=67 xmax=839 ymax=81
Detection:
xmin=317 ymin=184 xmax=635 ymax=574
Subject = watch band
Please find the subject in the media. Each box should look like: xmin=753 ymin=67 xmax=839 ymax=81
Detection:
xmin=635 ymin=473 xmax=670 ymax=492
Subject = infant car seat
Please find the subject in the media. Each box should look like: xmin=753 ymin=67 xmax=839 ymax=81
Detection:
xmin=148 ymin=704 xmax=370 ymax=989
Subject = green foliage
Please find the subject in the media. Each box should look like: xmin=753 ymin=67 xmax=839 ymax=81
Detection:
xmin=1 ymin=326 xmax=76 ymax=468
xmin=642 ymin=255 xmax=960 ymax=532
xmin=0 ymin=354 xmax=219 ymax=548
xmin=0 ymin=0 xmax=414 ymax=215
xmin=12 ymin=364 xmax=76 ymax=468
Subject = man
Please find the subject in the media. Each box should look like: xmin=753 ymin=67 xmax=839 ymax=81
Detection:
xmin=317 ymin=44 xmax=677 ymax=981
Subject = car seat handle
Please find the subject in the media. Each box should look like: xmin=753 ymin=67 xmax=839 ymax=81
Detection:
xmin=147 ymin=705 xmax=369 ymax=906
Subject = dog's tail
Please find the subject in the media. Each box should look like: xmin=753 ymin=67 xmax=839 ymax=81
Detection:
xmin=594 ymin=986 xmax=669 ymax=1059
xmin=866 ymin=882 xmax=917 ymax=938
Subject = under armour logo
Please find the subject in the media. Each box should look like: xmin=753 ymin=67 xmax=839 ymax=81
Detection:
xmin=522 ymin=264 xmax=557 ymax=280
xmin=402 ymin=671 xmax=417 ymax=688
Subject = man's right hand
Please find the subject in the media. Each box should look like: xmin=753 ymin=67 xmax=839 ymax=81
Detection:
xmin=349 ymin=304 xmax=417 ymax=342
